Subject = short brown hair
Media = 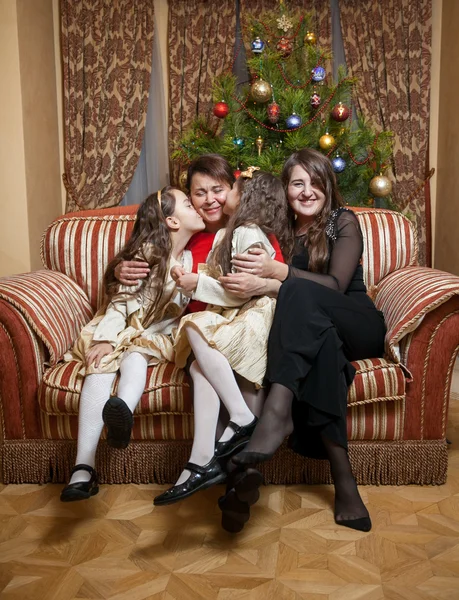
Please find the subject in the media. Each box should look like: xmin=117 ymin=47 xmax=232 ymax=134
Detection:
xmin=186 ymin=154 xmax=235 ymax=190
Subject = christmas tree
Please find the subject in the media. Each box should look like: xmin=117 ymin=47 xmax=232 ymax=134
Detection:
xmin=172 ymin=4 xmax=394 ymax=208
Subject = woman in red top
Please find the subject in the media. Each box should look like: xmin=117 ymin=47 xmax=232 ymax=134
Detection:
xmin=116 ymin=155 xmax=284 ymax=529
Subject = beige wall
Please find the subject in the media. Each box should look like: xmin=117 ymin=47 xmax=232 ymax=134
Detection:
xmin=0 ymin=0 xmax=31 ymax=276
xmin=0 ymin=0 xmax=62 ymax=277
xmin=435 ymin=0 xmax=459 ymax=274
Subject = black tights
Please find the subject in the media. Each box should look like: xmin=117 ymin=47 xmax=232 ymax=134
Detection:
xmin=235 ymin=383 xmax=368 ymax=522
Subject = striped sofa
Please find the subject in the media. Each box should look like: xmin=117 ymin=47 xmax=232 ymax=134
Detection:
xmin=1 ymin=206 xmax=459 ymax=486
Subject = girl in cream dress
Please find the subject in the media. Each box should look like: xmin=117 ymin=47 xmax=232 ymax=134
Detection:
xmin=154 ymin=169 xmax=291 ymax=506
xmin=60 ymin=187 xmax=205 ymax=502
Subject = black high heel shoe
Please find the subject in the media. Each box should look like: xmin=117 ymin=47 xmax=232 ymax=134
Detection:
xmin=60 ymin=464 xmax=99 ymax=502
xmin=102 ymin=396 xmax=133 ymax=449
xmin=153 ymin=456 xmax=226 ymax=506
xmin=232 ymin=449 xmax=274 ymax=466
xmin=215 ymin=417 xmax=258 ymax=458
xmin=218 ymin=468 xmax=263 ymax=533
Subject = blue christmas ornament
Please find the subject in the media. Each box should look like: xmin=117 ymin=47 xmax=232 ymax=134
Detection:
xmin=311 ymin=66 xmax=326 ymax=82
xmin=251 ymin=37 xmax=265 ymax=54
xmin=332 ymin=156 xmax=346 ymax=173
xmin=285 ymin=112 xmax=302 ymax=129
xmin=232 ymin=137 xmax=245 ymax=148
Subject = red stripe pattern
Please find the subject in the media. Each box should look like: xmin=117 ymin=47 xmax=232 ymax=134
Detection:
xmin=0 ymin=271 xmax=93 ymax=366
xmin=353 ymin=208 xmax=418 ymax=287
xmin=374 ymin=266 xmax=459 ymax=362
xmin=38 ymin=356 xmax=404 ymax=441
xmin=42 ymin=210 xmax=137 ymax=311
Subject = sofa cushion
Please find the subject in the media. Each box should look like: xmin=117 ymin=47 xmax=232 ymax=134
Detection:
xmin=41 ymin=207 xmax=417 ymax=312
xmin=39 ymin=357 xmax=405 ymax=442
xmin=39 ymin=360 xmax=192 ymax=416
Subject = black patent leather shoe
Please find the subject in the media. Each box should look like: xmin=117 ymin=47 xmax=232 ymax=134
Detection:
xmin=153 ymin=457 xmax=226 ymax=506
xmin=60 ymin=464 xmax=99 ymax=502
xmin=215 ymin=417 xmax=258 ymax=458
xmin=102 ymin=396 xmax=133 ymax=449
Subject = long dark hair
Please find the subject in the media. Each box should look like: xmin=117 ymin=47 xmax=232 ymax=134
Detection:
xmin=281 ymin=148 xmax=344 ymax=273
xmin=208 ymin=171 xmax=292 ymax=277
xmin=186 ymin=153 xmax=235 ymax=190
xmin=104 ymin=186 xmax=177 ymax=326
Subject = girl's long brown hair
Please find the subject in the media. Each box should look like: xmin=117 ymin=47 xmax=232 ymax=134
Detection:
xmin=208 ymin=171 xmax=292 ymax=277
xmin=281 ymin=148 xmax=344 ymax=273
xmin=103 ymin=187 xmax=177 ymax=327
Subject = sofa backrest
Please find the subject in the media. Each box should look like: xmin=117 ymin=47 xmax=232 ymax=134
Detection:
xmin=42 ymin=206 xmax=418 ymax=311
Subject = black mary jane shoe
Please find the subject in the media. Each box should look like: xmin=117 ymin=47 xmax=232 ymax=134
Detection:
xmin=153 ymin=457 xmax=226 ymax=506
xmin=102 ymin=396 xmax=134 ymax=449
xmin=214 ymin=417 xmax=258 ymax=459
xmin=60 ymin=464 xmax=99 ymax=502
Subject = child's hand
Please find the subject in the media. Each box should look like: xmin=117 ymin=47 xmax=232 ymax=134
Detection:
xmin=171 ymin=265 xmax=186 ymax=281
xmin=86 ymin=342 xmax=114 ymax=368
xmin=176 ymin=273 xmax=199 ymax=293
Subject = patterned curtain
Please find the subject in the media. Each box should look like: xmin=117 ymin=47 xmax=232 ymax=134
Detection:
xmin=339 ymin=0 xmax=432 ymax=265
xmin=168 ymin=0 xmax=237 ymax=185
xmin=240 ymin=1 xmax=331 ymax=48
xmin=61 ymin=0 xmax=154 ymax=212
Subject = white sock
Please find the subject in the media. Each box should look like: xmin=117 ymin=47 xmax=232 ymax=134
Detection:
xmin=175 ymin=361 xmax=220 ymax=485
xmin=117 ymin=351 xmax=148 ymax=413
xmin=70 ymin=372 xmax=116 ymax=484
xmin=186 ymin=325 xmax=254 ymax=443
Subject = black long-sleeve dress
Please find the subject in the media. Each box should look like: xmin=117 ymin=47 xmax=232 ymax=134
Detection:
xmin=265 ymin=208 xmax=386 ymax=459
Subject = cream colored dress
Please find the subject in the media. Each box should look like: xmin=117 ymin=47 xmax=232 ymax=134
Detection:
xmin=174 ymin=225 xmax=277 ymax=386
xmin=65 ymin=249 xmax=193 ymax=376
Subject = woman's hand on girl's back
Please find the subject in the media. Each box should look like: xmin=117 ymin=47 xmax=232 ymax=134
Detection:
xmin=115 ymin=261 xmax=150 ymax=286
xmin=86 ymin=342 xmax=114 ymax=368
xmin=231 ymin=247 xmax=274 ymax=277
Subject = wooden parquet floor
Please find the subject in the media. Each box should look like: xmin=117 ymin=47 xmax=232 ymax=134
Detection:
xmin=2 ymin=399 xmax=459 ymax=599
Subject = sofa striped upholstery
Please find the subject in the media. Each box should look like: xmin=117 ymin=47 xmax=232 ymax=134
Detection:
xmin=30 ymin=207 xmax=419 ymax=442
xmin=2 ymin=204 xmax=459 ymax=485
xmin=42 ymin=207 xmax=417 ymax=310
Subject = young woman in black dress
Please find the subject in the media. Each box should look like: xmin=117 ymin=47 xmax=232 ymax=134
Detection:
xmin=226 ymin=148 xmax=386 ymax=532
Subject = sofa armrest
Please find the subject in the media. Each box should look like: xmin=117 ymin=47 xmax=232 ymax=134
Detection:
xmin=398 ymin=296 xmax=459 ymax=440
xmin=0 ymin=270 xmax=93 ymax=365
xmin=0 ymin=299 xmax=48 ymax=441
xmin=374 ymin=266 xmax=459 ymax=363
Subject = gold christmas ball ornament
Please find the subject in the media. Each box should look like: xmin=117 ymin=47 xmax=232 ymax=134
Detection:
xmin=250 ymin=78 xmax=272 ymax=103
xmin=178 ymin=171 xmax=188 ymax=190
xmin=319 ymin=133 xmax=335 ymax=150
xmin=363 ymin=197 xmax=375 ymax=207
xmin=369 ymin=174 xmax=393 ymax=197
xmin=305 ymin=31 xmax=317 ymax=45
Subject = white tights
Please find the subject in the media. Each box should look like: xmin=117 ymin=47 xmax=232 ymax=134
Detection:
xmin=174 ymin=325 xmax=254 ymax=485
xmin=69 ymin=351 xmax=148 ymax=484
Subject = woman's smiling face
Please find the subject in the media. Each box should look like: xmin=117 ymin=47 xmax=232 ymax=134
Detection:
xmin=189 ymin=173 xmax=231 ymax=229
xmin=287 ymin=164 xmax=326 ymax=223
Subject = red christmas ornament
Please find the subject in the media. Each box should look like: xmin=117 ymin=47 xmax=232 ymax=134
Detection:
xmin=310 ymin=92 xmax=321 ymax=108
xmin=234 ymin=169 xmax=242 ymax=179
xmin=213 ymin=101 xmax=229 ymax=119
xmin=267 ymin=101 xmax=281 ymax=124
xmin=331 ymin=102 xmax=350 ymax=122
xmin=276 ymin=36 xmax=293 ymax=58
